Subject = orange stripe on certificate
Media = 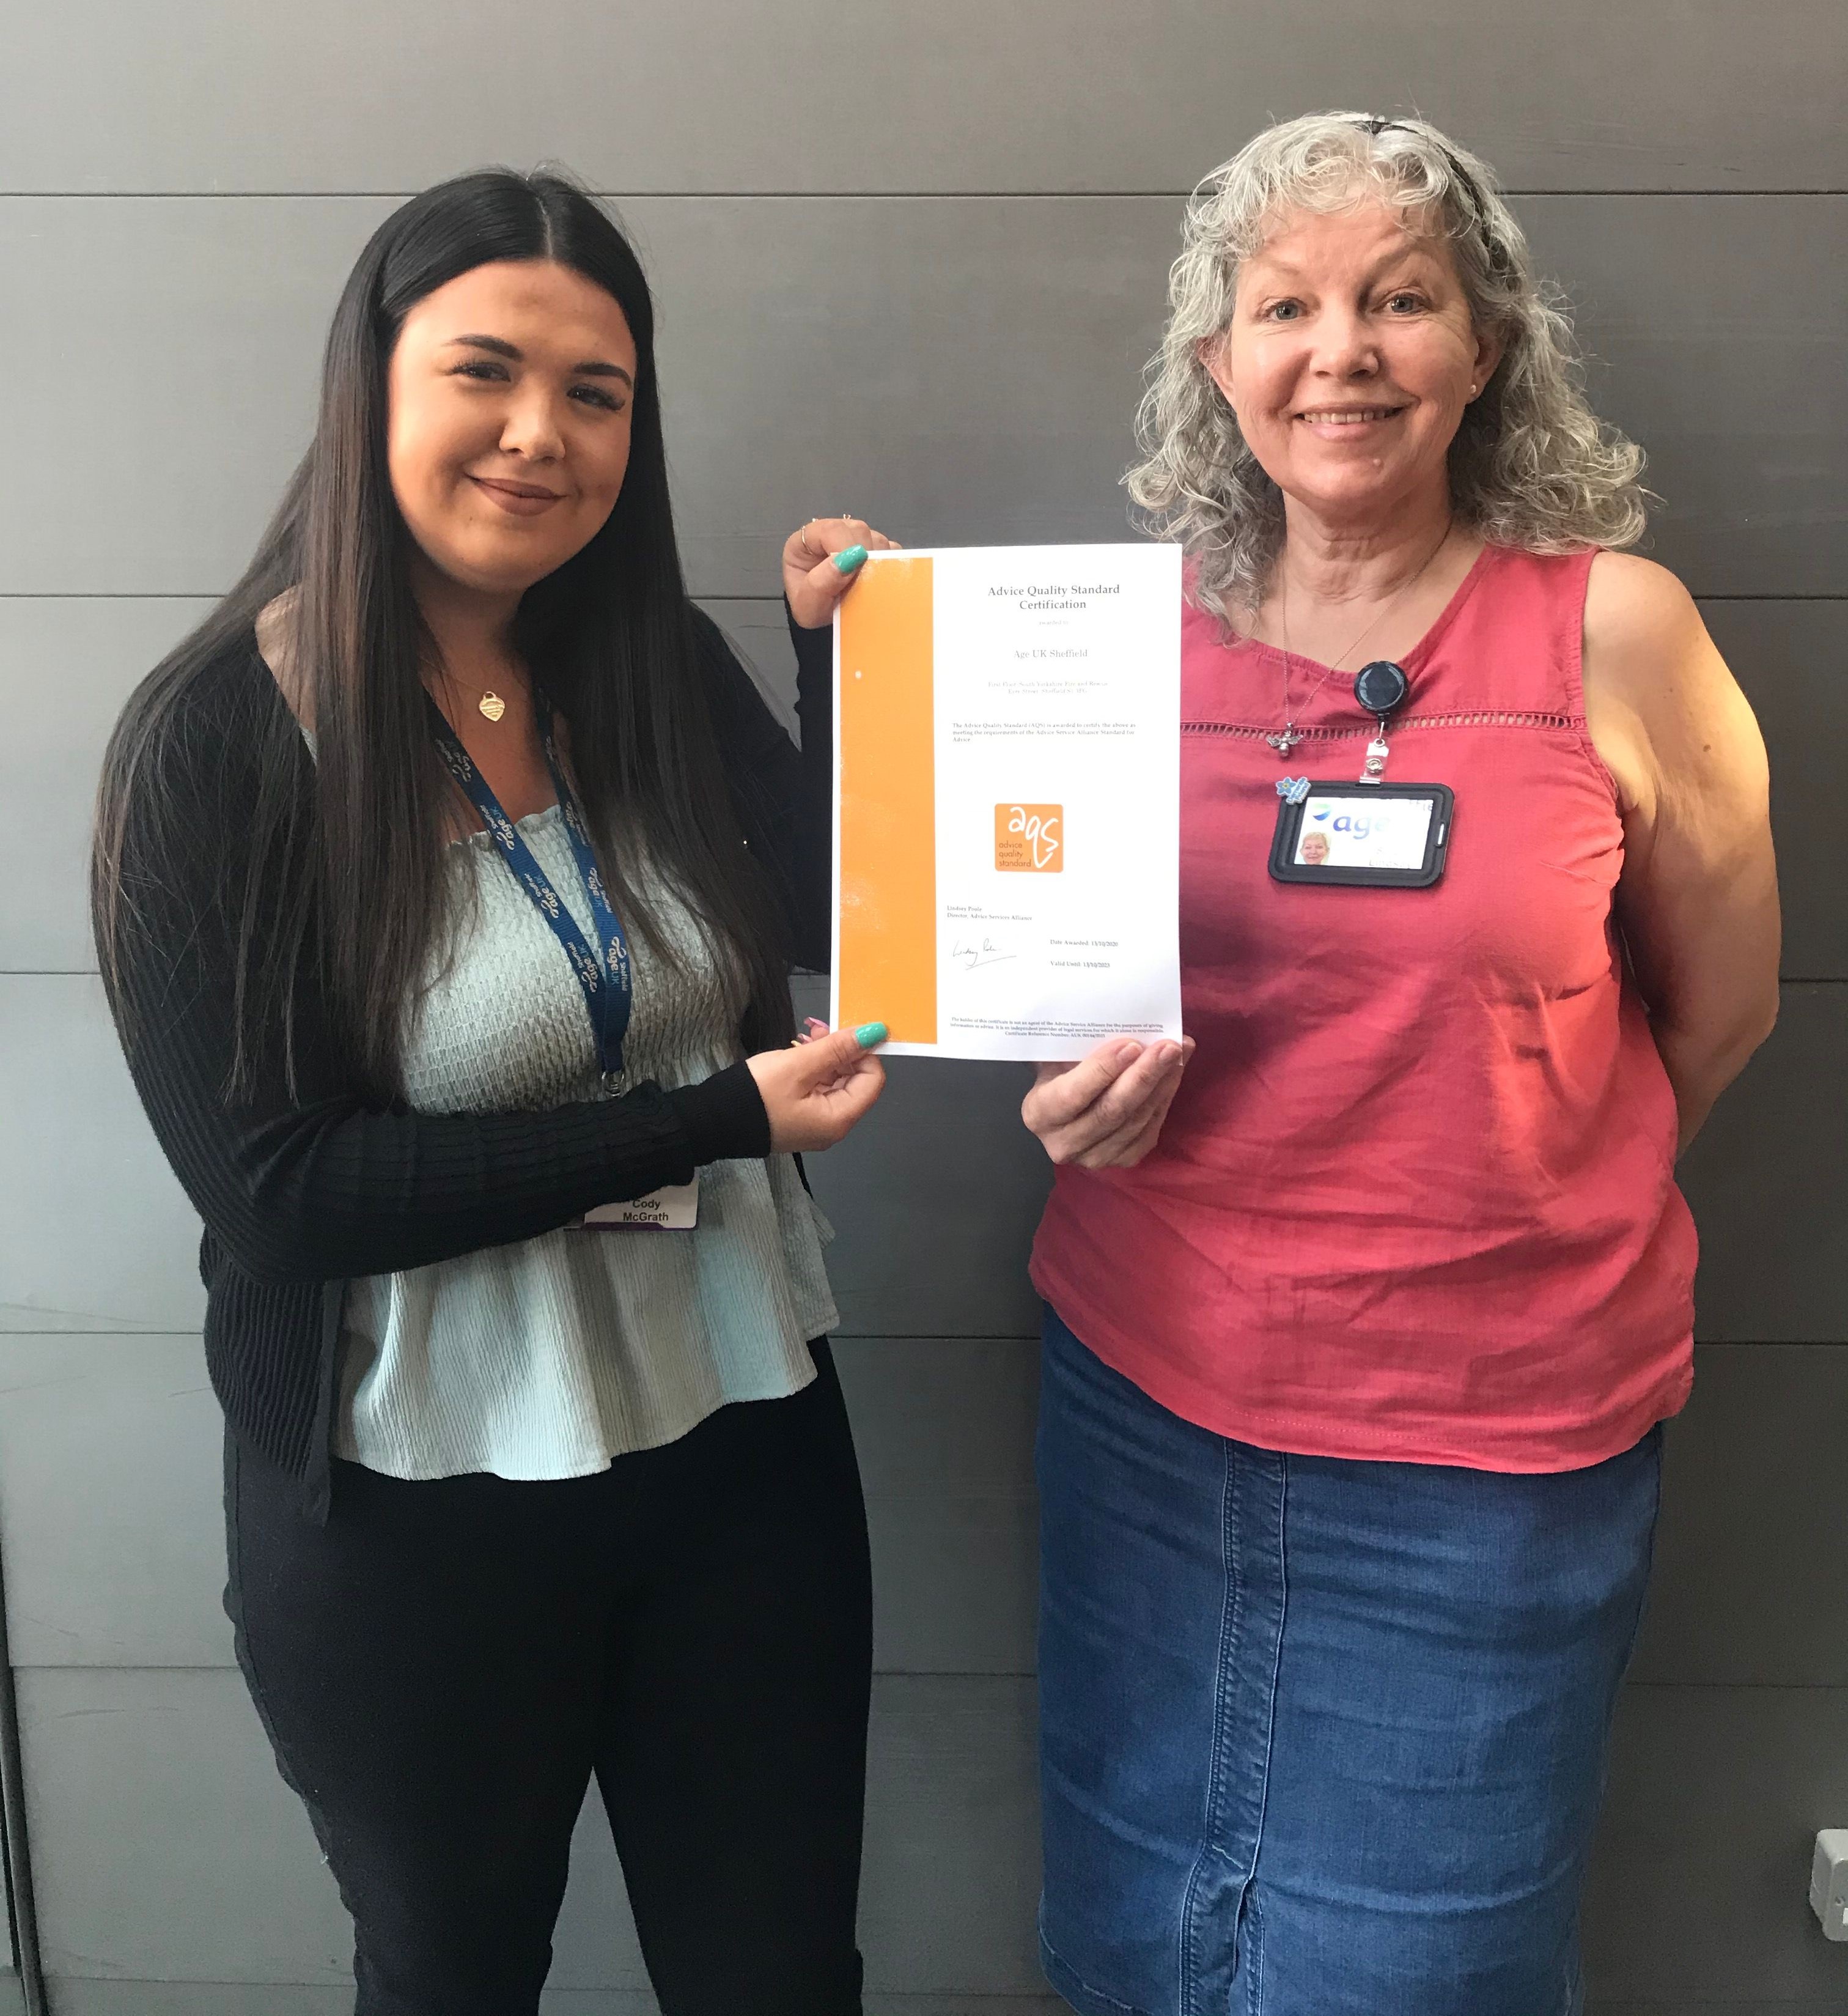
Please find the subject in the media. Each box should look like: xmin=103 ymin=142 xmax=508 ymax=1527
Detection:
xmin=837 ymin=556 xmax=937 ymax=1043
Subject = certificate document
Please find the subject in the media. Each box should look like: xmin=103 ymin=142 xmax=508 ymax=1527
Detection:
xmin=830 ymin=543 xmax=1183 ymax=1061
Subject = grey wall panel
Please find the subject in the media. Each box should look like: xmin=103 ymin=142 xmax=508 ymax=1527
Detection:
xmin=0 ymin=199 xmax=381 ymax=598
xmin=1682 ymin=983 xmax=1847 ymax=1344
xmin=6 ymin=0 xmax=1842 ymax=194
xmin=0 ymin=977 xmax=205 ymax=1334
xmin=0 ymin=1332 xmax=1037 ymax=1677
xmin=0 ymin=597 xmax=212 ymax=973
xmin=1631 ymin=1345 xmax=1848 ymax=1687
xmin=0 ymin=1335 xmax=226 ymax=1668
xmin=542 ymin=1798 xmax=651 ymax=1993
xmin=1701 ymin=599 xmax=1848 ymax=983
xmin=0 ymin=597 xmax=776 ymax=975
xmin=836 ymin=1338 xmax=1039 ymax=1676
xmin=0 ymin=1979 xmax=19 ymax=2016
xmin=19 ymin=1667 xmax=1039 ymax=1995
xmin=1517 ymin=199 xmax=1847 ymax=599
xmin=2 ymin=196 xmax=1840 ymax=602
xmin=1593 ymin=2006 xmax=1847 ymax=2015
xmin=18 ymin=1667 xmax=353 ymax=1984
xmin=43 ymin=1990 xmax=355 ymax=2016
xmin=542 ymin=2001 xmax=652 ymax=2016
xmin=1583 ymin=1683 xmax=1848 ymax=2003
xmin=804 ymin=1059 xmax=1050 ymax=1340
xmin=858 ymin=1676 xmax=1042 ymax=1996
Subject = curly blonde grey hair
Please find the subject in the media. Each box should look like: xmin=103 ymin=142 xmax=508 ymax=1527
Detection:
xmin=1127 ymin=111 xmax=1649 ymax=627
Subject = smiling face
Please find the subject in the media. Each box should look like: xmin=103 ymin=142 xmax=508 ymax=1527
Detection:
xmin=1202 ymin=198 xmax=1503 ymax=530
xmin=385 ymin=258 xmax=639 ymax=602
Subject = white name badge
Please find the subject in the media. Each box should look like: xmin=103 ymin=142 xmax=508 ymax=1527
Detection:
xmin=577 ymin=1176 xmax=700 ymax=1231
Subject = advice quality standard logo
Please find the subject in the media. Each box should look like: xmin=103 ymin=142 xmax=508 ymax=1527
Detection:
xmin=995 ymin=803 xmax=1062 ymax=872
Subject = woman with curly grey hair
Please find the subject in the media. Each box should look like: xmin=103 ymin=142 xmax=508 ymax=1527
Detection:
xmin=1019 ymin=113 xmax=1779 ymax=2015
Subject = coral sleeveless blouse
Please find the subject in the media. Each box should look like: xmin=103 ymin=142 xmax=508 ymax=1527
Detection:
xmin=1029 ymin=545 xmax=1696 ymax=1472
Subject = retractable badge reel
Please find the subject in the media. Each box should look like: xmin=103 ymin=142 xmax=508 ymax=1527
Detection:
xmin=1268 ymin=660 xmax=1454 ymax=888
xmin=1353 ymin=659 xmax=1409 ymax=783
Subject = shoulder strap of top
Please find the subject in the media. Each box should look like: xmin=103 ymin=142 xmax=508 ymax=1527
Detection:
xmin=1421 ymin=545 xmax=1598 ymax=721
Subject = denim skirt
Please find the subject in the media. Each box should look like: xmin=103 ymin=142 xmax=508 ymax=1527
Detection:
xmin=1035 ymin=1306 xmax=1661 ymax=2016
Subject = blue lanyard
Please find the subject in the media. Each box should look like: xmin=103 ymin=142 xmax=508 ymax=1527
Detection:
xmin=425 ymin=691 xmax=633 ymax=1091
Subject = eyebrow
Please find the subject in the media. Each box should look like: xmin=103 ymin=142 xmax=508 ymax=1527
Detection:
xmin=1248 ymin=245 xmax=1440 ymax=288
xmin=444 ymin=334 xmax=634 ymax=387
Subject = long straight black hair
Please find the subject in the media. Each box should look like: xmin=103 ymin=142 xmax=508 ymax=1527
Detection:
xmin=94 ymin=169 xmax=795 ymax=1098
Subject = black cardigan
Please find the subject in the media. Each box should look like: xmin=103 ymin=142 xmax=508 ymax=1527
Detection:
xmin=108 ymin=605 xmax=833 ymax=1518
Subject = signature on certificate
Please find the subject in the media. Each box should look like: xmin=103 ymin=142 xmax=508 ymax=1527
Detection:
xmin=951 ymin=936 xmax=1017 ymax=973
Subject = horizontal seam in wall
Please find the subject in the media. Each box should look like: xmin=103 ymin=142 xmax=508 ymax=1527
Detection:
xmin=11 ymin=1663 xmax=1038 ymax=1680
xmin=24 ymin=1979 xmax=1066 ymax=2004
xmin=21 ymin=1669 xmax=1848 ymax=1689
xmin=0 ymin=1331 xmax=205 ymax=1340
xmin=5 ymin=593 xmax=1847 ymax=605
xmin=7 ymin=969 xmax=1847 ymax=989
xmin=1 ymin=188 xmax=1844 ymax=201
xmin=1692 ymin=1339 xmax=1848 ymax=1348
xmin=0 ymin=1331 xmax=1826 ymax=1343
xmin=0 ymin=1330 xmax=1048 ymax=1343
xmin=1622 ymin=1680 xmax=1848 ymax=1692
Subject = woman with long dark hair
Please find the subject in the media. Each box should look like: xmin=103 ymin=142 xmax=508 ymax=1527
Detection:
xmin=92 ymin=169 xmax=890 ymax=2016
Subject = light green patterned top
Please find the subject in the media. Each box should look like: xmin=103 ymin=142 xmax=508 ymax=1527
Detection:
xmin=334 ymin=805 xmax=837 ymax=1482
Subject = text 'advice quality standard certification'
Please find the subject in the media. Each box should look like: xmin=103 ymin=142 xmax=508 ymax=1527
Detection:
xmin=831 ymin=543 xmax=1183 ymax=1062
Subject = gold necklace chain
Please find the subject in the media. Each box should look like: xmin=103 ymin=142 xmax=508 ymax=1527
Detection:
xmin=1268 ymin=519 xmax=1454 ymax=755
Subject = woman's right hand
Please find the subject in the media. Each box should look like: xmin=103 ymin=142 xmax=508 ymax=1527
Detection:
xmin=1022 ymin=1036 xmax=1194 ymax=1169
xmin=782 ymin=517 xmax=902 ymax=629
xmin=747 ymin=1024 xmax=889 ymax=1153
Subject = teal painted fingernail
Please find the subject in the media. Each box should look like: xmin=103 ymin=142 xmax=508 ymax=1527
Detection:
xmin=833 ymin=544 xmax=869 ymax=574
xmin=854 ymin=1021 xmax=888 ymax=1048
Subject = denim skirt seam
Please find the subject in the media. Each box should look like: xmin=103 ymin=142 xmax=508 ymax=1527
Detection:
xmin=1040 ymin=1925 xmax=1162 ymax=2016
xmin=1242 ymin=1881 xmax=1267 ymax=2016
xmin=1177 ymin=1432 xmax=1242 ymax=2015
xmin=1239 ymin=1447 xmax=1290 ymax=2016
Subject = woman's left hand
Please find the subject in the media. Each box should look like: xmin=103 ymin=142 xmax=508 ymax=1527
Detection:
xmin=1022 ymin=1037 xmax=1196 ymax=1170
xmin=783 ymin=517 xmax=901 ymax=629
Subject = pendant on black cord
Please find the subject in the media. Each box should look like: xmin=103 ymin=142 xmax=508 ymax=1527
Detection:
xmin=1353 ymin=659 xmax=1408 ymax=784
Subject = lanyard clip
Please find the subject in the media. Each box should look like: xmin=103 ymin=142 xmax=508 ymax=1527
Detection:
xmin=1360 ymin=721 xmax=1391 ymax=784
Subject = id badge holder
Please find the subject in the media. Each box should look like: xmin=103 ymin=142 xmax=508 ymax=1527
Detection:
xmin=1269 ymin=778 xmax=1454 ymax=888
xmin=576 ymin=1175 xmax=701 ymax=1230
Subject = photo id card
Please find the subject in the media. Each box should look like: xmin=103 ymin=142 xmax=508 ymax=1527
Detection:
xmin=576 ymin=1177 xmax=701 ymax=1231
xmin=1269 ymin=783 xmax=1454 ymax=888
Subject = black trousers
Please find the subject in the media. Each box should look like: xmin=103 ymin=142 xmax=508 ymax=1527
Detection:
xmin=224 ymin=1341 xmax=872 ymax=2016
